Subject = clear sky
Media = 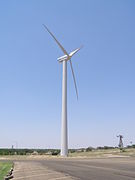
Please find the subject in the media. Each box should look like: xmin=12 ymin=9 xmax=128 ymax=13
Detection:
xmin=0 ymin=0 xmax=135 ymax=149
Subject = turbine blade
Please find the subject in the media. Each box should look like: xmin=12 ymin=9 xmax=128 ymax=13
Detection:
xmin=43 ymin=24 xmax=68 ymax=56
xmin=69 ymin=45 xmax=83 ymax=57
xmin=69 ymin=60 xmax=78 ymax=99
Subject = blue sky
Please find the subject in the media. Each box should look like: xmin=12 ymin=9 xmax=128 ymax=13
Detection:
xmin=0 ymin=0 xmax=135 ymax=149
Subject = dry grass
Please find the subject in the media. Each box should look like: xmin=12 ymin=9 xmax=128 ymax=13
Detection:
xmin=0 ymin=148 xmax=135 ymax=160
xmin=68 ymin=148 xmax=135 ymax=158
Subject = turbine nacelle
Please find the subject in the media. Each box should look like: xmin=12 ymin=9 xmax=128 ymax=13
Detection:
xmin=57 ymin=46 xmax=82 ymax=63
xmin=57 ymin=54 xmax=70 ymax=63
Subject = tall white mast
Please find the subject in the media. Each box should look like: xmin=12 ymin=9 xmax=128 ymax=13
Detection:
xmin=43 ymin=25 xmax=82 ymax=157
xmin=61 ymin=60 xmax=68 ymax=156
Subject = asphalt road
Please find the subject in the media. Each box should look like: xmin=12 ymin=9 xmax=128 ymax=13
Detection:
xmin=13 ymin=157 xmax=135 ymax=180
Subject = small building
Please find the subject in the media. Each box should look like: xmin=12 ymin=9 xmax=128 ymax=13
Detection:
xmin=32 ymin=151 xmax=38 ymax=155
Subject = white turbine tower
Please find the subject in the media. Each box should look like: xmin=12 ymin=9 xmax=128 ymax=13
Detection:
xmin=43 ymin=25 xmax=82 ymax=156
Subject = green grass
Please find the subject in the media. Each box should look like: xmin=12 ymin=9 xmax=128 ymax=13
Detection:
xmin=0 ymin=162 xmax=12 ymax=180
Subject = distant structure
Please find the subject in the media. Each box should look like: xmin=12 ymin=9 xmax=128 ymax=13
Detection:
xmin=117 ymin=135 xmax=123 ymax=148
xmin=32 ymin=151 xmax=38 ymax=155
xmin=130 ymin=141 xmax=133 ymax=145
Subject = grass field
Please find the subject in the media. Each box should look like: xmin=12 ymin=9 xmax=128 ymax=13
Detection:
xmin=69 ymin=148 xmax=135 ymax=158
xmin=0 ymin=148 xmax=135 ymax=160
xmin=0 ymin=162 xmax=12 ymax=180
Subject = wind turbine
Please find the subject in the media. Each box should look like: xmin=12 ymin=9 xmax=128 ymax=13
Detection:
xmin=43 ymin=25 xmax=82 ymax=156
xmin=117 ymin=135 xmax=124 ymax=148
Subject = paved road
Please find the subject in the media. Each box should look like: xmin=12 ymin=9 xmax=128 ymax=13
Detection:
xmin=13 ymin=161 xmax=74 ymax=180
xmin=13 ymin=157 xmax=135 ymax=180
